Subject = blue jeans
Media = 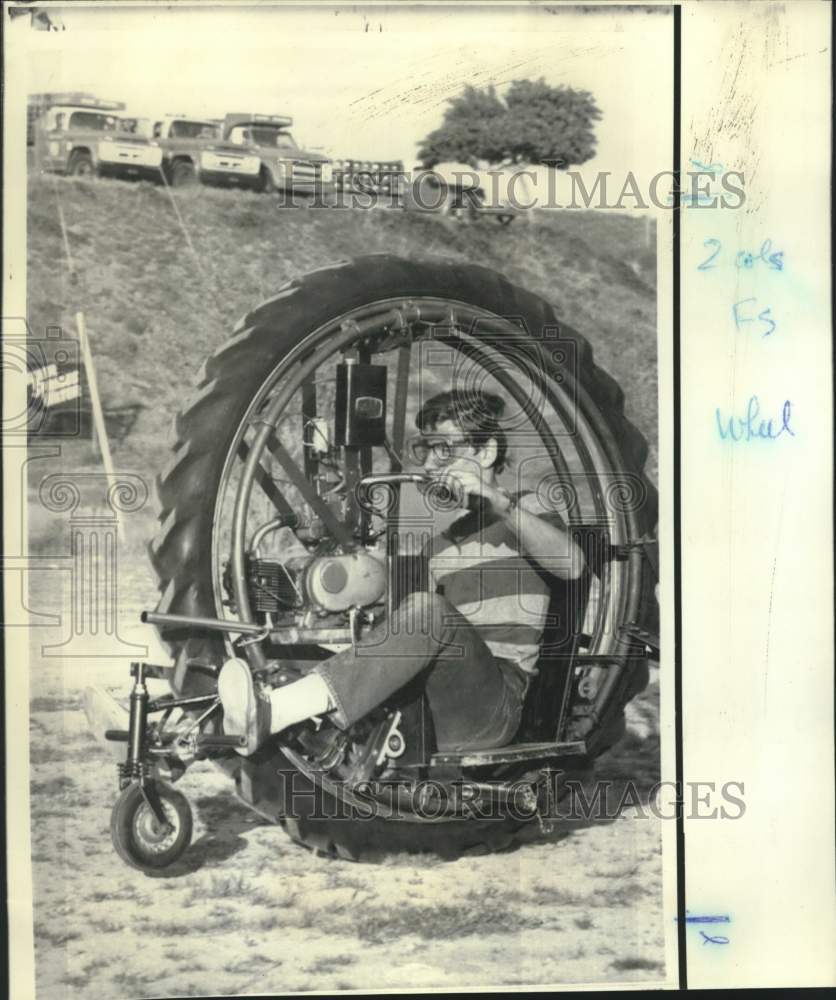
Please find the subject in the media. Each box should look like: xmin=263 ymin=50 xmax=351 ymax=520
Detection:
xmin=313 ymin=591 xmax=530 ymax=752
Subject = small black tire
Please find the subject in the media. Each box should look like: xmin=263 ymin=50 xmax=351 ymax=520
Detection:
xmin=170 ymin=160 xmax=197 ymax=188
xmin=67 ymin=151 xmax=95 ymax=179
xmin=110 ymin=781 xmax=192 ymax=873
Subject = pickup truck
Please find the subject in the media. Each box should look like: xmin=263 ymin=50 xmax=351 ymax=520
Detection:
xmin=36 ymin=103 xmax=163 ymax=180
xmin=197 ymin=113 xmax=334 ymax=198
xmin=148 ymin=115 xmax=221 ymax=187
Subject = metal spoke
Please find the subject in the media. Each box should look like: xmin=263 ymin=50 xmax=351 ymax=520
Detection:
xmin=382 ymin=342 xmax=414 ymax=557
xmin=237 ymin=439 xmax=296 ymax=522
xmin=342 ymin=345 xmax=374 ymax=539
xmin=390 ymin=343 xmax=412 ymax=469
xmin=264 ymin=434 xmax=354 ymax=547
xmin=301 ymin=375 xmax=318 ymax=481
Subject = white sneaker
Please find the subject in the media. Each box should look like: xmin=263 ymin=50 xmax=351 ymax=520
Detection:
xmin=217 ymin=658 xmax=272 ymax=756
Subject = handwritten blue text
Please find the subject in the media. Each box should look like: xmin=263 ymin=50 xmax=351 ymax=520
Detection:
xmin=698 ymin=238 xmax=784 ymax=272
xmin=733 ymin=298 xmax=777 ymax=337
xmin=716 ymin=397 xmax=795 ymax=442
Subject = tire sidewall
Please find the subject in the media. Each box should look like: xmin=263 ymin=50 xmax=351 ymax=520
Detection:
xmin=68 ymin=152 xmax=94 ymax=178
xmin=259 ymin=166 xmax=276 ymax=195
xmin=111 ymin=782 xmax=193 ymax=871
xmin=171 ymin=161 xmax=196 ymax=188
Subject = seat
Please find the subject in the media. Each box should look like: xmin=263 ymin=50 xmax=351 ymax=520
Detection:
xmin=518 ymin=524 xmax=611 ymax=743
xmin=389 ymin=524 xmax=613 ymax=750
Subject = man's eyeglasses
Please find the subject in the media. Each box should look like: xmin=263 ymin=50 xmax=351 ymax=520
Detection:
xmin=407 ymin=434 xmax=473 ymax=466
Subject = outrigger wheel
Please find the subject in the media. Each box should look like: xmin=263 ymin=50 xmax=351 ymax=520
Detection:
xmin=110 ymin=780 xmax=193 ymax=872
xmin=149 ymin=254 xmax=658 ymax=861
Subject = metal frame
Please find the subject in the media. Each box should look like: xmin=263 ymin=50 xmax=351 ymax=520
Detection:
xmin=209 ymin=298 xmax=645 ymax=712
xmin=151 ymin=296 xmax=653 ymax=820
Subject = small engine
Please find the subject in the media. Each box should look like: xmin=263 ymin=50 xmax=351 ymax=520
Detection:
xmin=248 ymin=550 xmax=386 ymax=616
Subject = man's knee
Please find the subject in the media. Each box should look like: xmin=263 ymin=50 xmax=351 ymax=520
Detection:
xmin=398 ymin=590 xmax=445 ymax=614
xmin=397 ymin=590 xmax=450 ymax=626
xmin=394 ymin=590 xmax=457 ymax=641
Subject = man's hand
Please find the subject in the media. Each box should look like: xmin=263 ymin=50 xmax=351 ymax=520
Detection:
xmin=433 ymin=466 xmax=585 ymax=580
xmin=433 ymin=466 xmax=505 ymax=509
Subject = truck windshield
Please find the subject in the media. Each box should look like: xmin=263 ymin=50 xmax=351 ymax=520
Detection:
xmin=244 ymin=127 xmax=297 ymax=150
xmin=68 ymin=111 xmax=118 ymax=132
xmin=170 ymin=120 xmax=218 ymax=140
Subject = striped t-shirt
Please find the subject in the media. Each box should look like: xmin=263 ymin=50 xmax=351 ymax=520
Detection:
xmin=425 ymin=491 xmax=568 ymax=675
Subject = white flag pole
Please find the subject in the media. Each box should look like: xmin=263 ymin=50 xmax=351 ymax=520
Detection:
xmin=75 ymin=310 xmax=125 ymax=545
xmin=56 ymin=194 xmax=125 ymax=544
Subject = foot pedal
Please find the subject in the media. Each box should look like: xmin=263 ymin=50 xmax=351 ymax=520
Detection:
xmin=196 ymin=734 xmax=247 ymax=750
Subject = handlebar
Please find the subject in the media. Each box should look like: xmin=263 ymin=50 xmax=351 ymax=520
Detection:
xmin=358 ymin=472 xmax=462 ymax=506
xmin=358 ymin=473 xmax=430 ymax=487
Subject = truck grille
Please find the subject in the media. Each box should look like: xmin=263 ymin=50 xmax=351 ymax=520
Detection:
xmin=200 ymin=150 xmax=261 ymax=175
xmin=98 ymin=142 xmax=162 ymax=168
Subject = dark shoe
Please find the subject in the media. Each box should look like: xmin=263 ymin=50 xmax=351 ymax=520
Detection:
xmin=218 ymin=658 xmax=272 ymax=756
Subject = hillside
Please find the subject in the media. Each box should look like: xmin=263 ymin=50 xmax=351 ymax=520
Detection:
xmin=27 ymin=176 xmax=658 ymax=487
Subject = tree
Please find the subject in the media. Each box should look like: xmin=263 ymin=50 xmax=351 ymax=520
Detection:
xmin=417 ymin=78 xmax=602 ymax=169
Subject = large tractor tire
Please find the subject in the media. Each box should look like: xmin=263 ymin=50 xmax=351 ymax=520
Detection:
xmin=149 ymin=254 xmax=657 ymax=860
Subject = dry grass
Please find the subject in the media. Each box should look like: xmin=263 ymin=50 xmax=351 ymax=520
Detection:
xmin=27 ymin=666 xmax=665 ymax=997
xmin=27 ymin=175 xmax=657 ymax=490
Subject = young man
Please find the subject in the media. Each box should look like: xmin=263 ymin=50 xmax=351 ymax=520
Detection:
xmin=218 ymin=390 xmax=586 ymax=755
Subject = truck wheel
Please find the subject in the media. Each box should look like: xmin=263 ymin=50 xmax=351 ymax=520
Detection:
xmin=258 ymin=167 xmax=276 ymax=195
xmin=170 ymin=160 xmax=197 ymax=188
xmin=67 ymin=152 xmax=95 ymax=179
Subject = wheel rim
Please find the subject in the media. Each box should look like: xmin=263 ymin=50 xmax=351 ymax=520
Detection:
xmin=132 ymin=799 xmax=180 ymax=854
xmin=208 ymin=297 xmax=647 ymax=706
